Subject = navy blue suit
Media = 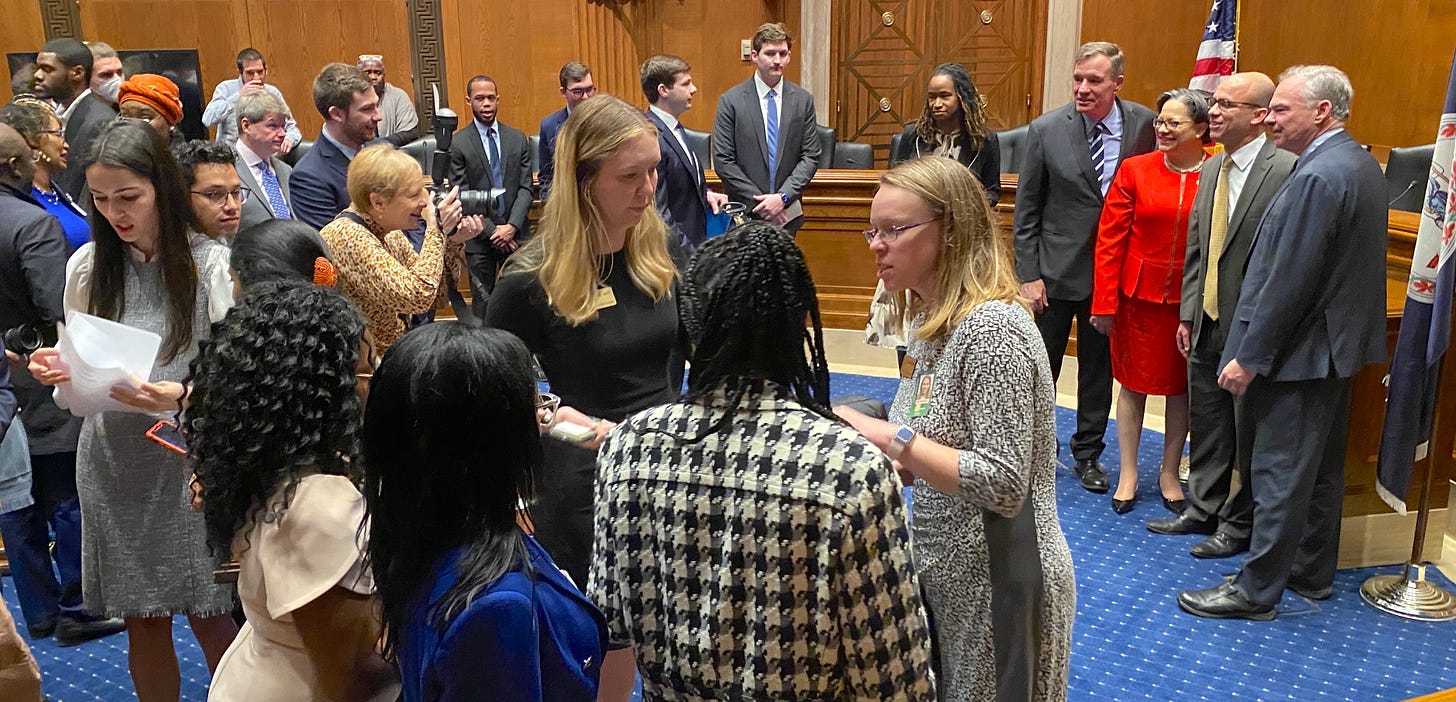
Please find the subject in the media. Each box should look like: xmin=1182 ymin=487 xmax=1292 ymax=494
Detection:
xmin=397 ymin=537 xmax=607 ymax=702
xmin=645 ymin=109 xmax=709 ymax=253
xmin=287 ymin=133 xmax=352 ymax=230
xmin=1220 ymin=129 xmax=1387 ymax=605
xmin=537 ymin=107 xmax=568 ymax=203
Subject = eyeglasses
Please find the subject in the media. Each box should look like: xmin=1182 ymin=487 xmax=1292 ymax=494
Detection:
xmin=536 ymin=392 xmax=560 ymax=429
xmin=190 ymin=186 xmax=252 ymax=207
xmin=863 ymin=219 xmax=936 ymax=244
xmin=1212 ymin=98 xmax=1265 ymax=111
xmin=39 ymin=129 xmax=63 ymax=138
xmin=1153 ymin=118 xmax=1191 ymax=130
xmin=566 ymin=86 xmax=597 ymax=99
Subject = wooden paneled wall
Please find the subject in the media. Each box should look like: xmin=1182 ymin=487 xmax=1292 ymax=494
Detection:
xmin=437 ymin=0 xmax=799 ymax=136
xmin=1082 ymin=0 xmax=1456 ymax=150
xmin=0 ymin=0 xmax=413 ymax=138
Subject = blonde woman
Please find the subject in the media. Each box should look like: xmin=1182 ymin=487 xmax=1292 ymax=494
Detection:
xmin=483 ymin=94 xmax=679 ymax=591
xmin=837 ymin=156 xmax=1075 ymax=701
xmin=319 ymin=144 xmax=482 ymax=351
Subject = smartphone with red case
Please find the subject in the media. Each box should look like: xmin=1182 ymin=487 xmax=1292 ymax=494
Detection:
xmin=146 ymin=419 xmax=189 ymax=455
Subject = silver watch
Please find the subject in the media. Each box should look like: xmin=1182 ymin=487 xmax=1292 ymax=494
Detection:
xmin=887 ymin=425 xmax=917 ymax=460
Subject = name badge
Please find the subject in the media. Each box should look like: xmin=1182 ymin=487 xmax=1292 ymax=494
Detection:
xmin=909 ymin=373 xmax=934 ymax=418
xmin=594 ymin=286 xmax=618 ymax=311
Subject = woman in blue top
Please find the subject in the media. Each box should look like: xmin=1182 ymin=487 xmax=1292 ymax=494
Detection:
xmin=0 ymin=98 xmax=88 ymax=250
xmin=362 ymin=323 xmax=607 ymax=702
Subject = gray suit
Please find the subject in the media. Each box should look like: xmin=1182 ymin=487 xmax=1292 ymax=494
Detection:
xmin=1221 ymin=129 xmax=1387 ymax=605
xmin=234 ymin=150 xmax=294 ymax=233
xmin=1180 ymin=136 xmax=1295 ymax=538
xmin=1012 ymin=99 xmax=1155 ymax=462
xmin=711 ymin=77 xmax=821 ymax=232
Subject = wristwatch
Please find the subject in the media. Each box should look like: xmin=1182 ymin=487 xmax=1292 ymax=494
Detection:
xmin=887 ymin=425 xmax=917 ymax=460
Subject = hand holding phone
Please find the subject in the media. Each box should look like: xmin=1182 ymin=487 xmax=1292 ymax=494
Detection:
xmin=548 ymin=421 xmax=597 ymax=444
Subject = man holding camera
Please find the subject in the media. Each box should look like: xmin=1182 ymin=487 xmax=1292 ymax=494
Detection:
xmin=0 ymin=122 xmax=124 ymax=646
xmin=448 ymin=75 xmax=534 ymax=318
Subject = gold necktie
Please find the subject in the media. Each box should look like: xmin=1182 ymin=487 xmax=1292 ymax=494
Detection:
xmin=1202 ymin=157 xmax=1233 ymax=320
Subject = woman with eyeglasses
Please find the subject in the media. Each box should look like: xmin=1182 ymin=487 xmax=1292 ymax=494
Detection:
xmin=118 ymin=74 xmax=185 ymax=143
xmin=1088 ymin=88 xmax=1211 ymax=515
xmin=837 ymin=156 xmax=1074 ymax=702
xmin=26 ymin=119 xmax=240 ymax=700
xmin=363 ymin=323 xmax=607 ymax=702
xmin=0 ymin=97 xmax=89 ymax=251
xmin=320 ymin=143 xmax=483 ymax=352
xmin=482 ymin=95 xmax=681 ymax=591
xmin=189 ymin=281 xmax=397 ymax=702
xmin=874 ymin=63 xmax=1001 ymax=362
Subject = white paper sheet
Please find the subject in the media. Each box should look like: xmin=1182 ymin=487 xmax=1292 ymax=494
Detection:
xmin=54 ymin=311 xmax=162 ymax=417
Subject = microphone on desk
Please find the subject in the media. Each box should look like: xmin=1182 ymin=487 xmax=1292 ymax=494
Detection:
xmin=1388 ymin=178 xmax=1423 ymax=209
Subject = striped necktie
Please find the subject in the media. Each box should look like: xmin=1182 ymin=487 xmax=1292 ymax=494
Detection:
xmin=1089 ymin=121 xmax=1108 ymax=181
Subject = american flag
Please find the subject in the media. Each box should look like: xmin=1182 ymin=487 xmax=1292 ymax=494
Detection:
xmin=1189 ymin=0 xmax=1238 ymax=92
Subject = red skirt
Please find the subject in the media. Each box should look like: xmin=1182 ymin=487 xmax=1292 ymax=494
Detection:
xmin=1109 ymin=295 xmax=1187 ymax=396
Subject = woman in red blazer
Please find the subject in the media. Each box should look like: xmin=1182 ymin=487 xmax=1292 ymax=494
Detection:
xmin=1090 ymin=88 xmax=1211 ymax=516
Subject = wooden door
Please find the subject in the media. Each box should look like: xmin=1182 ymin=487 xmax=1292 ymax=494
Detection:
xmin=830 ymin=0 xmax=1046 ymax=166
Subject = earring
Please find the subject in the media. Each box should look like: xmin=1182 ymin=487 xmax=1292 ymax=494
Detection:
xmin=32 ymin=149 xmax=45 ymax=165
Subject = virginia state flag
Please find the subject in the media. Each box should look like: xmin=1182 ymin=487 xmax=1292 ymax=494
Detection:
xmin=1377 ymin=49 xmax=1456 ymax=514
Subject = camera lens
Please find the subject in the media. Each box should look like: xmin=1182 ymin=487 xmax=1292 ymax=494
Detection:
xmin=3 ymin=325 xmax=42 ymax=355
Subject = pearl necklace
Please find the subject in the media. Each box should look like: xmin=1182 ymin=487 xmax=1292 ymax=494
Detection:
xmin=1163 ymin=154 xmax=1203 ymax=174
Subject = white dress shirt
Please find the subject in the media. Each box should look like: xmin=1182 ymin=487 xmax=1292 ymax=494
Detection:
xmin=1223 ymin=133 xmax=1268 ymax=224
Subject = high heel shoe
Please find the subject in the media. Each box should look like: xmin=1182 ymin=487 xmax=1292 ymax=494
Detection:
xmin=1110 ymin=495 xmax=1137 ymax=514
xmin=1163 ymin=498 xmax=1187 ymax=515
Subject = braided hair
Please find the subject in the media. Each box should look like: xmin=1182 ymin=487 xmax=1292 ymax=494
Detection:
xmin=913 ymin=62 xmax=990 ymax=151
xmin=676 ymin=221 xmax=834 ymax=441
xmin=184 ymin=281 xmax=366 ymax=555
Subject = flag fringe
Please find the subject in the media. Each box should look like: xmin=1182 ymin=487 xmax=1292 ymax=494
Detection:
xmin=1376 ymin=480 xmax=1410 ymax=516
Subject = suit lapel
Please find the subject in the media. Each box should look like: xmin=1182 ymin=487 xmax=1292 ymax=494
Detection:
xmin=234 ymin=157 xmax=273 ymax=217
xmin=1225 ymin=140 xmax=1276 ymax=246
xmin=1067 ymin=108 xmax=1100 ymax=194
xmin=647 ymin=111 xmax=698 ymax=184
xmin=275 ymin=160 xmax=292 ymax=201
xmin=740 ymin=81 xmax=772 ymax=175
xmin=464 ymin=125 xmax=495 ymax=188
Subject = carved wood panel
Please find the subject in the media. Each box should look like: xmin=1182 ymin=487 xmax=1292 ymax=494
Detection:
xmin=40 ymin=0 xmax=82 ymax=40
xmin=829 ymin=0 xmax=1046 ymax=166
xmin=409 ymin=0 xmax=447 ymax=123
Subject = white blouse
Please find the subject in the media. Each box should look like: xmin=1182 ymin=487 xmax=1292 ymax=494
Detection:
xmin=62 ymin=236 xmax=235 ymax=323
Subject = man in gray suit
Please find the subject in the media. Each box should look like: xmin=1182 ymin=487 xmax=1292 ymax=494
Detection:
xmin=234 ymin=91 xmax=295 ymax=232
xmin=1148 ymin=73 xmax=1295 ymax=559
xmin=32 ymin=38 xmax=114 ymax=202
xmin=449 ymin=75 xmax=534 ymax=317
xmin=1178 ymin=65 xmax=1387 ymax=620
xmin=712 ymin=22 xmax=821 ymax=233
xmin=1013 ymin=42 xmax=1156 ymax=492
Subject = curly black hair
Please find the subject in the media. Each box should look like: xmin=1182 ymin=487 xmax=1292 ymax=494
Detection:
xmin=185 ymin=280 xmax=366 ymax=556
xmin=673 ymin=221 xmax=834 ymax=442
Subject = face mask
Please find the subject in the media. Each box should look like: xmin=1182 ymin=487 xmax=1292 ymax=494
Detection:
xmin=97 ymin=76 xmax=122 ymax=103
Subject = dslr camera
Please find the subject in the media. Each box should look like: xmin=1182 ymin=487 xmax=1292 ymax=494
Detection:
xmin=430 ymin=106 xmax=505 ymax=218
xmin=3 ymin=323 xmax=51 ymax=355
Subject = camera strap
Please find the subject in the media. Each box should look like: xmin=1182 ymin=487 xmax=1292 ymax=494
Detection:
xmin=333 ymin=211 xmax=476 ymax=324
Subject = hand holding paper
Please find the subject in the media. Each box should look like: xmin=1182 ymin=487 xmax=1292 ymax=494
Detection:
xmin=52 ymin=312 xmax=164 ymax=417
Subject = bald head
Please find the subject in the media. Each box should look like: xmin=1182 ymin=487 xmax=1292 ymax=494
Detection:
xmin=0 ymin=123 xmax=35 ymax=187
xmin=1209 ymin=72 xmax=1276 ymax=151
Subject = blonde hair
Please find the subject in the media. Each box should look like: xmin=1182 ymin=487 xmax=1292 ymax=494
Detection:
xmin=881 ymin=156 xmax=1024 ymax=341
xmin=514 ymin=95 xmax=676 ymax=326
xmin=346 ymin=144 xmax=422 ymax=212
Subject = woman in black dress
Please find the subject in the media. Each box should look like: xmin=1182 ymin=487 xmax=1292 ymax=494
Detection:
xmin=889 ymin=62 xmax=1000 ymax=201
xmin=483 ymin=94 xmax=679 ymax=590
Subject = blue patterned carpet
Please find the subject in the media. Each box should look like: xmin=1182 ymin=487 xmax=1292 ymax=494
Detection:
xmin=6 ymin=371 xmax=1455 ymax=700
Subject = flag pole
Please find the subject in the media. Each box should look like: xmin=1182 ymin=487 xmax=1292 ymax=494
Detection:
xmin=1360 ymin=353 xmax=1456 ymax=621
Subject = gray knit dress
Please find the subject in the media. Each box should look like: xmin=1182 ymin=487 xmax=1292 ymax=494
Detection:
xmin=70 ymin=234 xmax=235 ymax=618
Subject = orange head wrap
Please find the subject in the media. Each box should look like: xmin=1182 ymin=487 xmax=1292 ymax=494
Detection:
xmin=118 ymin=74 xmax=183 ymax=126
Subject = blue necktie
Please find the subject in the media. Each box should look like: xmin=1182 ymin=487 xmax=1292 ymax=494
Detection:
xmin=259 ymin=160 xmax=291 ymax=219
xmin=487 ymin=127 xmax=506 ymax=218
xmin=765 ymin=88 xmax=779 ymax=184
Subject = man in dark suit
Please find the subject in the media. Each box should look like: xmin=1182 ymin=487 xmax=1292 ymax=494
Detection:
xmin=0 ymin=123 xmax=124 ymax=646
xmin=289 ymin=63 xmax=381 ymax=229
xmin=1012 ymin=41 xmax=1156 ymax=493
xmin=538 ymin=62 xmax=594 ymax=203
xmin=32 ymin=38 xmax=114 ymax=201
xmin=1147 ymin=73 xmax=1295 ymax=559
xmin=712 ymin=22 xmax=821 ymax=233
xmin=234 ymin=90 xmax=295 ymax=232
xmin=1178 ymin=65 xmax=1387 ymax=620
xmin=449 ymin=75 xmax=534 ymax=318
xmin=640 ymin=55 xmax=729 ymax=255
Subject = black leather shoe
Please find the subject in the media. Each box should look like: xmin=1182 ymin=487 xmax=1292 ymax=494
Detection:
xmin=1162 ymin=498 xmax=1187 ymax=515
xmin=26 ymin=618 xmax=56 ymax=640
xmin=1146 ymin=513 xmax=1216 ymax=536
xmin=1074 ymin=459 xmax=1109 ymax=493
xmin=1177 ymin=582 xmax=1276 ymax=621
xmin=1110 ymin=495 xmax=1136 ymax=514
xmin=1190 ymin=532 xmax=1250 ymax=559
xmin=54 ymin=616 xmax=126 ymax=647
xmin=1287 ymin=579 xmax=1334 ymax=601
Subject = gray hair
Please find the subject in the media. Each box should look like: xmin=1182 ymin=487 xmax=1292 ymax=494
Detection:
xmin=236 ymin=90 xmax=289 ymax=128
xmin=1278 ymin=65 xmax=1353 ymax=121
xmin=1076 ymin=41 xmax=1124 ymax=77
xmin=1157 ymin=88 xmax=1213 ymax=144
